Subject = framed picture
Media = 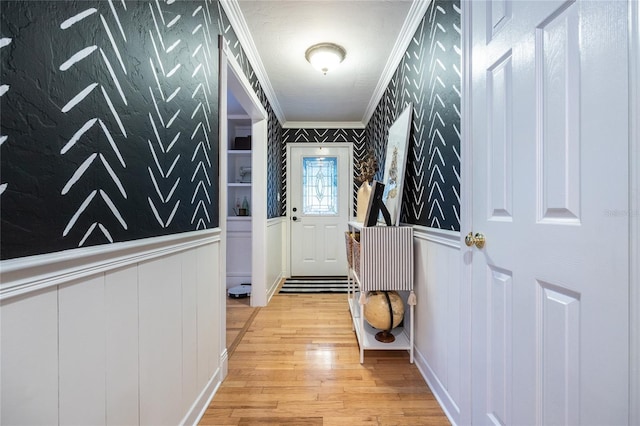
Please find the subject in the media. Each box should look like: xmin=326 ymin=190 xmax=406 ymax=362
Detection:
xmin=363 ymin=180 xmax=391 ymax=227
xmin=381 ymin=103 xmax=412 ymax=226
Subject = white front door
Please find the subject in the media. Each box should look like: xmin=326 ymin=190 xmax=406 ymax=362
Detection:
xmin=289 ymin=144 xmax=351 ymax=276
xmin=469 ymin=1 xmax=630 ymax=424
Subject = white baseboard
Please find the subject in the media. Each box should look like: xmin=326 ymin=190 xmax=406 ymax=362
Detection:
xmin=181 ymin=366 xmax=224 ymax=426
xmin=414 ymin=347 xmax=459 ymax=426
xmin=267 ymin=271 xmax=284 ymax=303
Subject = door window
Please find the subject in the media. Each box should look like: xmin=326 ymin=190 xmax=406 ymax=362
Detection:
xmin=302 ymin=156 xmax=338 ymax=215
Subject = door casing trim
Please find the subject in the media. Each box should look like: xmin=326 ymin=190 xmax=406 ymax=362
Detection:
xmin=629 ymin=0 xmax=639 ymax=422
xmin=285 ymin=142 xmax=354 ymax=277
xmin=220 ymin=39 xmax=269 ymax=307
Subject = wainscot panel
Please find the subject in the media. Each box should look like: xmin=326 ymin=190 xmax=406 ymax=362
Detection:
xmin=412 ymin=226 xmax=468 ymax=425
xmin=267 ymin=216 xmax=287 ymax=302
xmin=0 ymin=230 xmax=224 ymax=425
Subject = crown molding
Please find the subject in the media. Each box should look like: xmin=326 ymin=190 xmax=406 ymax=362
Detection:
xmin=282 ymin=121 xmax=366 ymax=130
xmin=219 ymin=0 xmax=286 ymax=125
xmin=362 ymin=0 xmax=431 ymax=126
xmin=221 ymin=0 xmax=430 ymax=129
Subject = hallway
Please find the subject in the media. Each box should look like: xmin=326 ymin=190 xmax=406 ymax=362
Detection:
xmin=200 ymin=293 xmax=450 ymax=425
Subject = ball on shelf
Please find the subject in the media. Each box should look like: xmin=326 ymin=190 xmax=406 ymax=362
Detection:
xmin=363 ymin=291 xmax=404 ymax=331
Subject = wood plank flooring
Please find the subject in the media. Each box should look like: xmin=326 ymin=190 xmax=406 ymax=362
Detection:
xmin=200 ymin=293 xmax=451 ymax=425
xmin=226 ymin=295 xmax=259 ymax=357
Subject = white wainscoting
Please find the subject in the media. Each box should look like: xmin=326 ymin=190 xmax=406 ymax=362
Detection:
xmin=412 ymin=225 xmax=470 ymax=426
xmin=0 ymin=230 xmax=224 ymax=426
xmin=266 ymin=217 xmax=287 ymax=302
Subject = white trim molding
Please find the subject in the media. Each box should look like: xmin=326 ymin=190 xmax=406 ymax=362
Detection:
xmin=459 ymin=1 xmax=473 ymax=424
xmin=282 ymin=121 xmax=366 ymax=130
xmin=220 ymin=38 xmax=270 ymax=307
xmin=0 ymin=229 xmax=221 ymax=301
xmin=221 ymin=0 xmax=430 ymax=128
xmin=629 ymin=0 xmax=639 ymax=423
xmin=362 ymin=0 xmax=432 ymax=125
xmin=221 ymin=41 xmax=268 ymax=120
xmin=412 ymin=224 xmax=461 ymax=249
xmin=182 ymin=366 xmax=224 ymax=426
xmin=219 ymin=0 xmax=285 ymax=125
xmin=414 ymin=348 xmax=458 ymax=426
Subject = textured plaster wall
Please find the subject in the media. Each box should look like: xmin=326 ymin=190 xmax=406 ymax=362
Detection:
xmin=0 ymin=0 xmax=285 ymax=260
xmin=0 ymin=0 xmax=222 ymax=259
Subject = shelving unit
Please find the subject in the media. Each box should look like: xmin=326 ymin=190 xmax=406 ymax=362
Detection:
xmin=345 ymin=222 xmax=415 ymax=363
xmin=227 ymin=117 xmax=252 ymax=217
xmin=226 ymin=115 xmax=252 ymax=289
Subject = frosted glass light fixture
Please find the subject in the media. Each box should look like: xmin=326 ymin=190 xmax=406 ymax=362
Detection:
xmin=305 ymin=43 xmax=346 ymax=74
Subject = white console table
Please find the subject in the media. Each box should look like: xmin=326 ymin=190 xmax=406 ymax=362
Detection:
xmin=345 ymin=221 xmax=415 ymax=363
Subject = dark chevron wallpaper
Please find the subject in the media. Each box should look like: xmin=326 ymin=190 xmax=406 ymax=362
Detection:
xmin=218 ymin=13 xmax=285 ymax=219
xmin=0 ymin=0 xmax=284 ymax=259
xmin=367 ymin=0 xmax=461 ymax=230
xmin=0 ymin=0 xmax=459 ymax=259
xmin=282 ymin=128 xmax=367 ymax=215
xmin=0 ymin=1 xmax=221 ymax=259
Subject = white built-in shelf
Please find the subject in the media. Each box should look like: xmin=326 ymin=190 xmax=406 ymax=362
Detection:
xmin=227 ymin=114 xmax=250 ymax=120
xmin=226 ymin=115 xmax=252 ymax=288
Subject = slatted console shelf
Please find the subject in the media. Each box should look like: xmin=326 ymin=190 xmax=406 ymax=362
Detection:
xmin=345 ymin=221 xmax=415 ymax=363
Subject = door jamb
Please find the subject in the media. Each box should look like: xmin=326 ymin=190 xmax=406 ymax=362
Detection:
xmin=629 ymin=0 xmax=639 ymax=422
xmin=219 ymin=39 xmax=269 ymax=309
xmin=285 ymin=142 xmax=354 ymax=277
xmin=459 ymin=0 xmax=473 ymax=424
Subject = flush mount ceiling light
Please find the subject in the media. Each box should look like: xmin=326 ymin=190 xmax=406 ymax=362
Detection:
xmin=305 ymin=42 xmax=346 ymax=75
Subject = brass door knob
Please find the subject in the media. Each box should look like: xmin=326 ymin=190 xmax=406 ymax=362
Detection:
xmin=465 ymin=232 xmax=486 ymax=249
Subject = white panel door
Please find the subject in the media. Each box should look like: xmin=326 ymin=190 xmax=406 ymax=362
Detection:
xmin=289 ymin=144 xmax=351 ymax=276
xmin=469 ymin=1 xmax=629 ymax=424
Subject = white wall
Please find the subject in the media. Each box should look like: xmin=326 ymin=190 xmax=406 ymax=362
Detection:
xmin=226 ymin=218 xmax=252 ymax=289
xmin=266 ymin=217 xmax=287 ymax=301
xmin=412 ymin=226 xmax=470 ymax=426
xmin=0 ymin=230 xmax=225 ymax=425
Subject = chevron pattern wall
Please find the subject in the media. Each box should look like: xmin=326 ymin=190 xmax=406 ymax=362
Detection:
xmin=0 ymin=0 xmax=285 ymax=259
xmin=0 ymin=1 xmax=457 ymax=259
xmin=367 ymin=0 xmax=461 ymax=230
xmin=282 ymin=128 xmax=367 ymax=216
xmin=218 ymin=6 xmax=285 ymax=218
xmin=0 ymin=0 xmax=225 ymax=259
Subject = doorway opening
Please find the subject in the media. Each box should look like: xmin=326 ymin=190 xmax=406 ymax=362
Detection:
xmin=219 ymin=39 xmax=269 ymax=361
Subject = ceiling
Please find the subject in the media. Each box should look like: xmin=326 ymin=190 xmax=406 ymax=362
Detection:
xmin=222 ymin=0 xmax=428 ymax=128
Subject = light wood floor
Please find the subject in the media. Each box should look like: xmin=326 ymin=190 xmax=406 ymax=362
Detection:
xmin=201 ymin=293 xmax=450 ymax=425
xmin=225 ymin=295 xmax=260 ymax=358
